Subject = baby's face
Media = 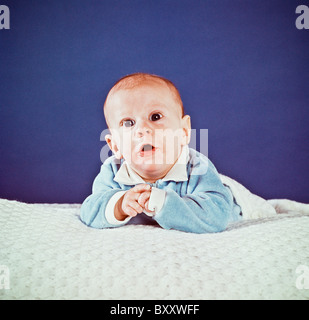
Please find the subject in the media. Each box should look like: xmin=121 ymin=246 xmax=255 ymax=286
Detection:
xmin=105 ymin=82 xmax=190 ymax=182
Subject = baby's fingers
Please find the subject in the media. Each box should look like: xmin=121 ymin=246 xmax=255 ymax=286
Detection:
xmin=123 ymin=206 xmax=138 ymax=217
xmin=144 ymin=200 xmax=155 ymax=214
xmin=138 ymin=191 xmax=151 ymax=208
xmin=132 ymin=184 xmax=151 ymax=194
xmin=123 ymin=200 xmax=143 ymax=217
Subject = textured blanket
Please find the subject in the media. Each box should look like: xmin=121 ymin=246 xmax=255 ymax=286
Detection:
xmin=219 ymin=174 xmax=309 ymax=219
xmin=0 ymin=197 xmax=308 ymax=300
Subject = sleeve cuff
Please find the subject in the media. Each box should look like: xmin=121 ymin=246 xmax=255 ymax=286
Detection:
xmin=145 ymin=187 xmax=166 ymax=216
xmin=105 ymin=190 xmax=132 ymax=225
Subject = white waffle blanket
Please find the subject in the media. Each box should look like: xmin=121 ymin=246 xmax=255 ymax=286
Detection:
xmin=0 ymin=197 xmax=309 ymax=300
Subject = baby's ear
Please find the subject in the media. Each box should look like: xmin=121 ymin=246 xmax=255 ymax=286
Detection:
xmin=181 ymin=115 xmax=191 ymax=145
xmin=105 ymin=134 xmax=123 ymax=159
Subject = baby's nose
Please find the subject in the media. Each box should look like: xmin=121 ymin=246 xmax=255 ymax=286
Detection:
xmin=135 ymin=122 xmax=152 ymax=137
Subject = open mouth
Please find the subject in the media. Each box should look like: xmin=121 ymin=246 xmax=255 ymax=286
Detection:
xmin=141 ymin=144 xmax=155 ymax=152
xmin=139 ymin=144 xmax=156 ymax=156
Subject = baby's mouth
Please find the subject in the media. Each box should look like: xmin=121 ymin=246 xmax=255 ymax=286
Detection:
xmin=142 ymin=144 xmax=154 ymax=152
xmin=138 ymin=144 xmax=156 ymax=156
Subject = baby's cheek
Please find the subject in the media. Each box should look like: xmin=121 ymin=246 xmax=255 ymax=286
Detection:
xmin=119 ymin=131 xmax=133 ymax=151
xmin=164 ymin=132 xmax=183 ymax=162
xmin=122 ymin=147 xmax=134 ymax=164
xmin=163 ymin=130 xmax=182 ymax=149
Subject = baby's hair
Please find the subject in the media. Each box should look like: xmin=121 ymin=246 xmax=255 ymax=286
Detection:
xmin=104 ymin=72 xmax=185 ymax=119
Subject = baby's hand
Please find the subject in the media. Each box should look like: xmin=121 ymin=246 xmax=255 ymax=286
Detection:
xmin=121 ymin=184 xmax=151 ymax=218
xmin=138 ymin=189 xmax=154 ymax=214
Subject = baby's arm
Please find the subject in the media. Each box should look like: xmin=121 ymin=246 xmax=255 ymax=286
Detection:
xmin=80 ymin=158 xmax=154 ymax=228
xmin=153 ymin=188 xmax=232 ymax=234
xmin=80 ymin=159 xmax=133 ymax=229
xmin=151 ymin=160 xmax=237 ymax=234
xmin=114 ymin=184 xmax=151 ymax=221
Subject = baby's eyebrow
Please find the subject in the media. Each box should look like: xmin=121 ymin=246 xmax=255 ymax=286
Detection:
xmin=116 ymin=111 xmax=134 ymax=120
xmin=118 ymin=116 xmax=132 ymax=124
xmin=120 ymin=116 xmax=133 ymax=120
xmin=148 ymin=101 xmax=167 ymax=108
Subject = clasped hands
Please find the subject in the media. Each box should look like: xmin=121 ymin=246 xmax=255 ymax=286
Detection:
xmin=115 ymin=184 xmax=154 ymax=221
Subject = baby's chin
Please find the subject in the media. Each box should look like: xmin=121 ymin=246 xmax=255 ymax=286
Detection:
xmin=131 ymin=162 xmax=173 ymax=182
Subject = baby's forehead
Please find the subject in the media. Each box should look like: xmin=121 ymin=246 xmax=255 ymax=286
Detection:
xmin=114 ymin=80 xmax=170 ymax=97
xmin=104 ymin=78 xmax=184 ymax=125
xmin=111 ymin=80 xmax=178 ymax=104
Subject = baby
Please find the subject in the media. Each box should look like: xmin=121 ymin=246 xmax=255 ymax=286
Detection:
xmin=80 ymin=73 xmax=242 ymax=233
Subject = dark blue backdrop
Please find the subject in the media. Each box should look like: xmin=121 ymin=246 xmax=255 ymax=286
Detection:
xmin=1 ymin=0 xmax=308 ymax=203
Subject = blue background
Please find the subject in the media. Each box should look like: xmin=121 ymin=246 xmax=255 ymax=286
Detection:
xmin=1 ymin=0 xmax=308 ymax=203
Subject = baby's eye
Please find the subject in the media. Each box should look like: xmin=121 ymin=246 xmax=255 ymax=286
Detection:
xmin=122 ymin=119 xmax=135 ymax=127
xmin=150 ymin=113 xmax=163 ymax=122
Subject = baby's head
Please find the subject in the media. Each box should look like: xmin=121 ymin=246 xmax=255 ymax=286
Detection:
xmin=104 ymin=73 xmax=191 ymax=182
